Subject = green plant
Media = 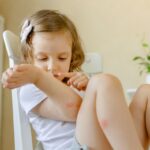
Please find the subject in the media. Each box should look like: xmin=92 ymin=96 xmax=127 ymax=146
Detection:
xmin=133 ymin=42 xmax=150 ymax=75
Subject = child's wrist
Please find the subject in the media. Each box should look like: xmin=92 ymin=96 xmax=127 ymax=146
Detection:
xmin=33 ymin=66 xmax=43 ymax=85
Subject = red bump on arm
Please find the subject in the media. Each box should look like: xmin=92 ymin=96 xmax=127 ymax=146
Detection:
xmin=66 ymin=102 xmax=75 ymax=108
xmin=99 ymin=119 xmax=109 ymax=129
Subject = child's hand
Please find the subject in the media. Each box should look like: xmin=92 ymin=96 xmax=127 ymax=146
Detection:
xmin=1 ymin=64 xmax=41 ymax=89
xmin=59 ymin=72 xmax=89 ymax=91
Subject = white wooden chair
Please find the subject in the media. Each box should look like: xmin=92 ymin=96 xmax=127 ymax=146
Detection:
xmin=82 ymin=52 xmax=102 ymax=76
xmin=3 ymin=30 xmax=33 ymax=150
xmin=3 ymin=30 xmax=103 ymax=150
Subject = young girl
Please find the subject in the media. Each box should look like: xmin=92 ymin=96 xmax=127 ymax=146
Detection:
xmin=2 ymin=9 xmax=150 ymax=150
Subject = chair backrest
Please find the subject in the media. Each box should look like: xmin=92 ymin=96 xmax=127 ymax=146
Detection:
xmin=82 ymin=52 xmax=102 ymax=76
xmin=3 ymin=30 xmax=33 ymax=150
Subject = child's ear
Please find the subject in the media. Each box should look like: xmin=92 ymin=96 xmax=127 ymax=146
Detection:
xmin=27 ymin=34 xmax=33 ymax=45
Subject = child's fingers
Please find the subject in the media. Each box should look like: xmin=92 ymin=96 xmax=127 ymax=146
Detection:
xmin=5 ymin=67 xmax=13 ymax=74
xmin=67 ymin=73 xmax=88 ymax=85
xmin=3 ymin=82 xmax=20 ymax=89
xmin=77 ymin=79 xmax=88 ymax=90
xmin=3 ymin=77 xmax=27 ymax=89
xmin=67 ymin=72 xmax=82 ymax=82
xmin=71 ymin=75 xmax=87 ymax=86
xmin=3 ymin=67 xmax=17 ymax=80
xmin=73 ymin=78 xmax=88 ymax=90
xmin=1 ymin=69 xmax=12 ymax=83
xmin=2 ymin=68 xmax=22 ymax=85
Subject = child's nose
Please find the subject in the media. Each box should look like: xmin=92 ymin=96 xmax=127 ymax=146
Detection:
xmin=47 ymin=62 xmax=57 ymax=72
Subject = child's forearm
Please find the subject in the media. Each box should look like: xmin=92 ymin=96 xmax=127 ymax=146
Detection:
xmin=35 ymin=69 xmax=82 ymax=121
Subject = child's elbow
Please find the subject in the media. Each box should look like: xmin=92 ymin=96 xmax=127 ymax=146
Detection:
xmin=66 ymin=111 xmax=78 ymax=122
xmin=65 ymin=101 xmax=81 ymax=122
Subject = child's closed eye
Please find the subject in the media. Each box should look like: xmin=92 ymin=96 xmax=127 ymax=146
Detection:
xmin=37 ymin=57 xmax=48 ymax=61
xmin=58 ymin=57 xmax=67 ymax=61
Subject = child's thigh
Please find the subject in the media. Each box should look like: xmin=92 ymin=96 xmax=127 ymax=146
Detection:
xmin=75 ymin=85 xmax=112 ymax=150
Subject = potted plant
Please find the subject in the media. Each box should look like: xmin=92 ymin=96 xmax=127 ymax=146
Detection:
xmin=133 ymin=42 xmax=150 ymax=83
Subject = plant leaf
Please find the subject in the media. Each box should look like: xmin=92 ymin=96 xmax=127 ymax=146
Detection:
xmin=133 ymin=56 xmax=145 ymax=61
xmin=139 ymin=62 xmax=150 ymax=66
xmin=142 ymin=43 xmax=149 ymax=48
xmin=146 ymin=65 xmax=150 ymax=72
xmin=147 ymin=55 xmax=150 ymax=61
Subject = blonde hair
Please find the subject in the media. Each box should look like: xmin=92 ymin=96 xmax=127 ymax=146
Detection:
xmin=21 ymin=9 xmax=85 ymax=71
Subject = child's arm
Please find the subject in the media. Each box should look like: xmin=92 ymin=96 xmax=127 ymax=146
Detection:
xmin=33 ymin=69 xmax=84 ymax=122
xmin=2 ymin=64 xmax=86 ymax=122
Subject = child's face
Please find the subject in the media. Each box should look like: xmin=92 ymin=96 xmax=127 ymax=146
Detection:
xmin=32 ymin=31 xmax=72 ymax=81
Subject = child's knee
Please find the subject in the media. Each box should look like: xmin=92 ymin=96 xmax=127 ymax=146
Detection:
xmin=136 ymin=84 xmax=150 ymax=95
xmin=88 ymin=73 xmax=122 ymax=91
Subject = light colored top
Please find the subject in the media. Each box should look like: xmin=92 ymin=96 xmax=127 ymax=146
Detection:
xmin=19 ymin=84 xmax=84 ymax=150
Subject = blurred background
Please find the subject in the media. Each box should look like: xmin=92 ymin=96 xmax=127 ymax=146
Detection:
xmin=1 ymin=0 xmax=150 ymax=149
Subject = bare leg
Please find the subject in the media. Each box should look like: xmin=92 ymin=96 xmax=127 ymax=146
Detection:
xmin=146 ymin=93 xmax=150 ymax=144
xmin=76 ymin=74 xmax=112 ymax=150
xmin=147 ymin=94 xmax=150 ymax=143
xmin=129 ymin=84 xmax=150 ymax=149
xmin=76 ymin=74 xmax=144 ymax=150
